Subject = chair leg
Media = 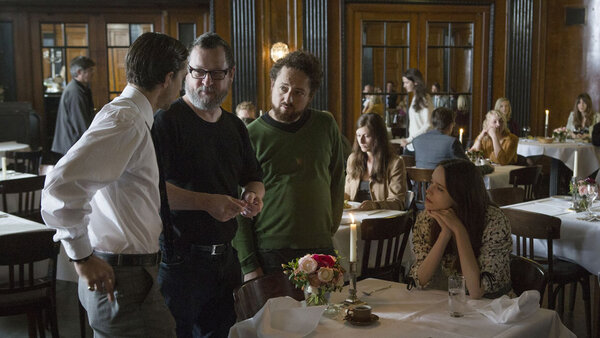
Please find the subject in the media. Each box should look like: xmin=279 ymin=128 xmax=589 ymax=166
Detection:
xmin=26 ymin=312 xmax=37 ymax=338
xmin=547 ymin=283 xmax=555 ymax=309
xmin=79 ymin=301 xmax=87 ymax=338
xmin=580 ymin=277 xmax=592 ymax=338
xmin=37 ymin=309 xmax=46 ymax=338
xmin=568 ymin=282 xmax=577 ymax=312
xmin=48 ymin=306 xmax=59 ymax=338
xmin=558 ymin=286 xmax=565 ymax=317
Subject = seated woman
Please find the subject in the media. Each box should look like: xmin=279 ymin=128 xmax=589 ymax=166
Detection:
xmin=470 ymin=110 xmax=518 ymax=165
xmin=345 ymin=113 xmax=407 ymax=210
xmin=362 ymin=87 xmax=384 ymax=117
xmin=494 ymin=97 xmax=520 ymax=136
xmin=566 ymin=93 xmax=600 ymax=138
xmin=409 ymin=159 xmax=512 ymax=298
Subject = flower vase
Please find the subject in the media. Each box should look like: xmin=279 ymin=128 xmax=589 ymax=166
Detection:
xmin=304 ymin=285 xmax=330 ymax=306
xmin=558 ymin=135 xmax=566 ymax=143
xmin=572 ymin=193 xmax=588 ymax=212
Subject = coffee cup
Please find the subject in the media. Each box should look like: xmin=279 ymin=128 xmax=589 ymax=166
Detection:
xmin=346 ymin=304 xmax=372 ymax=322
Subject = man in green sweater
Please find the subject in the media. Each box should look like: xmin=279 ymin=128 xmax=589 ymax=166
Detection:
xmin=233 ymin=51 xmax=345 ymax=282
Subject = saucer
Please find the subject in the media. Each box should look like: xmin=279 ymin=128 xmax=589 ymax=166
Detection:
xmin=345 ymin=314 xmax=379 ymax=326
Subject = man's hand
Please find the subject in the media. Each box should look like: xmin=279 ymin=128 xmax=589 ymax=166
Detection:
xmin=74 ymin=255 xmax=116 ymax=302
xmin=243 ymin=267 xmax=264 ymax=282
xmin=399 ymin=138 xmax=409 ymax=147
xmin=241 ymin=191 xmax=263 ymax=218
xmin=206 ymin=194 xmax=247 ymax=222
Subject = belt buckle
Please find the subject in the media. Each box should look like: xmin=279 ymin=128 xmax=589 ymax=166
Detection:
xmin=211 ymin=244 xmax=224 ymax=256
xmin=117 ymin=254 xmax=123 ymax=266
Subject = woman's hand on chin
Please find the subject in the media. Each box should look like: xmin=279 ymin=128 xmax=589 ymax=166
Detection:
xmin=428 ymin=208 xmax=464 ymax=235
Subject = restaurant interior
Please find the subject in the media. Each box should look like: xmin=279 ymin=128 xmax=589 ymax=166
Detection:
xmin=0 ymin=0 xmax=599 ymax=337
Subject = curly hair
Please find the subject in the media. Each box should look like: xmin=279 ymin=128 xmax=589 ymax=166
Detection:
xmin=402 ymin=68 xmax=428 ymax=111
xmin=270 ymin=50 xmax=322 ymax=95
xmin=348 ymin=113 xmax=392 ymax=183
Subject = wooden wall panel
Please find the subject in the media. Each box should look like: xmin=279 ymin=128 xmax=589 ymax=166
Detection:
xmin=231 ymin=0 xmax=258 ymax=109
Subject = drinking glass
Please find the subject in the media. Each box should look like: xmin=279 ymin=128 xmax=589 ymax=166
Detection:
xmin=586 ymin=183 xmax=598 ymax=217
xmin=448 ymin=275 xmax=466 ymax=317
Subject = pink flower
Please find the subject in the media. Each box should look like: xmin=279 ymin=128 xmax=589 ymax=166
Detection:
xmin=579 ymin=185 xmax=588 ymax=196
xmin=308 ymin=273 xmax=322 ymax=287
xmin=317 ymin=267 xmax=334 ymax=283
xmin=297 ymin=254 xmax=318 ymax=273
xmin=312 ymin=254 xmax=335 ymax=268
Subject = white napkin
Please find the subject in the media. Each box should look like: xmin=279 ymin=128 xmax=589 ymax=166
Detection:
xmin=470 ymin=290 xmax=540 ymax=324
xmin=228 ymin=296 xmax=326 ymax=338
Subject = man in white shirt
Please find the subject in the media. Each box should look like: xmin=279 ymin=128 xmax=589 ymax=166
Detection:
xmin=41 ymin=32 xmax=188 ymax=338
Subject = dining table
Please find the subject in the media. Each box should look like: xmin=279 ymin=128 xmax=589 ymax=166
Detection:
xmin=0 ymin=211 xmax=77 ymax=282
xmin=484 ymin=164 xmax=526 ymax=190
xmin=517 ymin=138 xmax=600 ymax=195
xmin=333 ymin=208 xmax=408 ymax=279
xmin=0 ymin=140 xmax=30 ymax=158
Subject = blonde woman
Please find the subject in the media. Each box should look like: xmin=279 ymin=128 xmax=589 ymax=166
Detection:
xmin=470 ymin=110 xmax=518 ymax=165
xmin=494 ymin=98 xmax=520 ymax=135
xmin=362 ymin=87 xmax=384 ymax=117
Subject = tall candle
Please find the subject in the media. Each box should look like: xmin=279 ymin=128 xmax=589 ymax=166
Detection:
xmin=1 ymin=157 xmax=6 ymax=180
xmin=545 ymin=109 xmax=549 ymax=126
xmin=349 ymin=213 xmax=357 ymax=262
xmin=459 ymin=128 xmax=464 ymax=144
xmin=573 ymin=150 xmax=579 ymax=178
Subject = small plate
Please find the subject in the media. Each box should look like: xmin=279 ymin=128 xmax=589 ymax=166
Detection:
xmin=345 ymin=313 xmax=379 ymax=326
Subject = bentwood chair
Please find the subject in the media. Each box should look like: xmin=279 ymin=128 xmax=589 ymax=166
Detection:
xmin=5 ymin=149 xmax=43 ymax=175
xmin=406 ymin=167 xmax=433 ymax=210
xmin=503 ymin=208 xmax=592 ymax=337
xmin=509 ymin=165 xmax=542 ymax=201
xmin=487 ymin=187 xmax=525 ymax=206
xmin=0 ymin=175 xmax=46 ymax=223
xmin=359 ymin=211 xmax=413 ymax=283
xmin=510 ymin=255 xmax=547 ymax=305
xmin=233 ymin=272 xmax=305 ymax=321
xmin=0 ymin=230 xmax=61 ymax=338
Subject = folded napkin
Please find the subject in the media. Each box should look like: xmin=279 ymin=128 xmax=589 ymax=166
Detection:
xmin=228 ymin=296 xmax=326 ymax=338
xmin=470 ymin=290 xmax=540 ymax=324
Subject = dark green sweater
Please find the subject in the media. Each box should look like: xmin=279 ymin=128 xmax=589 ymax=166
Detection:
xmin=232 ymin=109 xmax=345 ymax=274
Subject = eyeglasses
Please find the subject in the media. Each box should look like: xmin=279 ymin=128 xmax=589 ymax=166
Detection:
xmin=188 ymin=65 xmax=229 ymax=80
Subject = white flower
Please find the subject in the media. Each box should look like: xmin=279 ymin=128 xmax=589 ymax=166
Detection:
xmin=297 ymin=255 xmax=318 ymax=274
xmin=317 ymin=267 xmax=334 ymax=283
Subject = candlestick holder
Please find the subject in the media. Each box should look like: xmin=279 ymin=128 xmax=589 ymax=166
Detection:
xmin=344 ymin=261 xmax=364 ymax=305
xmin=544 ymin=124 xmax=549 ymax=138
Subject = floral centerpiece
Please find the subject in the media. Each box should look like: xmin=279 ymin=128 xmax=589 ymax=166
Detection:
xmin=282 ymin=253 xmax=345 ymax=306
xmin=570 ymin=177 xmax=596 ymax=211
xmin=466 ymin=150 xmax=484 ymax=163
xmin=553 ymin=127 xmax=568 ymax=142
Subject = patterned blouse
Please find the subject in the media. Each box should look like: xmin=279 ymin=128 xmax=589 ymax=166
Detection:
xmin=409 ymin=205 xmax=512 ymax=296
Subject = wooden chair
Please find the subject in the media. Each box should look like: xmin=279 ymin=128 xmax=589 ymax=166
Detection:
xmin=400 ymin=155 xmax=415 ymax=168
xmin=509 ymin=165 xmax=542 ymax=201
xmin=0 ymin=230 xmax=61 ymax=337
xmin=487 ymin=187 xmax=525 ymax=206
xmin=5 ymin=150 xmax=43 ymax=175
xmin=406 ymin=167 xmax=433 ymax=210
xmin=359 ymin=212 xmax=412 ymax=283
xmin=233 ymin=272 xmax=305 ymax=321
xmin=503 ymin=208 xmax=592 ymax=337
xmin=510 ymin=254 xmax=547 ymax=304
xmin=0 ymin=175 xmax=46 ymax=223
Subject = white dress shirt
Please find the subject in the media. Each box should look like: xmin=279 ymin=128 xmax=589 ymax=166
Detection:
xmin=42 ymin=85 xmax=162 ymax=260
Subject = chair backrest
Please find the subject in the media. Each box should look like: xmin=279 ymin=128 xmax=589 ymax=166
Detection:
xmin=0 ymin=175 xmax=46 ymax=222
xmin=487 ymin=187 xmax=525 ymax=206
xmin=0 ymin=230 xmax=59 ymax=294
xmin=400 ymin=155 xmax=415 ymax=168
xmin=360 ymin=212 xmax=412 ymax=282
xmin=502 ymin=208 xmax=560 ymax=277
xmin=510 ymin=254 xmax=547 ymax=304
xmin=233 ymin=272 xmax=305 ymax=321
xmin=509 ymin=165 xmax=542 ymax=201
xmin=406 ymin=167 xmax=433 ymax=209
xmin=5 ymin=149 xmax=42 ymax=175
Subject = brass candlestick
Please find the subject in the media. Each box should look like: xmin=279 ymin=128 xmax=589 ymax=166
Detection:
xmin=344 ymin=261 xmax=364 ymax=305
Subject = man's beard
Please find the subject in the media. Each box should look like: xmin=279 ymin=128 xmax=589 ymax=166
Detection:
xmin=271 ymin=103 xmax=305 ymax=123
xmin=185 ymin=82 xmax=228 ymax=111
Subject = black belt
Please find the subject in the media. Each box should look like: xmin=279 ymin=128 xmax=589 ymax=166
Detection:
xmin=94 ymin=251 xmax=162 ymax=266
xmin=190 ymin=243 xmax=229 ymax=256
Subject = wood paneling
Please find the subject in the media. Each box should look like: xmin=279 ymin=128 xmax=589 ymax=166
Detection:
xmin=327 ymin=0 xmax=342 ymax=127
xmin=213 ymin=0 xmax=233 ymax=112
xmin=231 ymin=0 xmax=258 ymax=109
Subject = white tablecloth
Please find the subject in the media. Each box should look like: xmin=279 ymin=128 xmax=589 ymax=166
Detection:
xmin=502 ymin=197 xmax=600 ymax=275
xmin=333 ymin=209 xmax=410 ymax=278
xmin=0 ymin=211 xmax=77 ymax=282
xmin=517 ymin=139 xmax=600 ymax=177
xmin=309 ymin=278 xmax=575 ymax=337
xmin=484 ymin=165 xmax=525 ymax=190
xmin=0 ymin=141 xmax=30 ymax=158
xmin=0 ymin=172 xmax=40 ymax=213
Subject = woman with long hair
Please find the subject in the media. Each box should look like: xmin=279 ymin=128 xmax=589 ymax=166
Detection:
xmin=361 ymin=87 xmax=384 ymax=117
xmin=399 ymin=68 xmax=433 ymax=152
xmin=494 ymin=97 xmax=520 ymax=135
xmin=566 ymin=93 xmax=599 ymax=136
xmin=409 ymin=159 xmax=511 ymax=298
xmin=470 ymin=110 xmax=519 ymax=165
xmin=345 ymin=113 xmax=407 ymax=210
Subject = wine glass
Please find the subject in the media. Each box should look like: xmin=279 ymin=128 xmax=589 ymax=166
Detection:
xmin=585 ymin=183 xmax=598 ymax=218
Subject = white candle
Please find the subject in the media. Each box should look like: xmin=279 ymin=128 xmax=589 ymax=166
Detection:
xmin=1 ymin=157 xmax=6 ymax=180
xmin=459 ymin=128 xmax=464 ymax=144
xmin=349 ymin=213 xmax=357 ymax=263
xmin=545 ymin=109 xmax=549 ymax=126
xmin=573 ymin=150 xmax=579 ymax=178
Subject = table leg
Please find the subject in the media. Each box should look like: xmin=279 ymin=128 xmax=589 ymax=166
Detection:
xmin=594 ymin=275 xmax=599 ymax=338
xmin=550 ymin=158 xmax=559 ymax=196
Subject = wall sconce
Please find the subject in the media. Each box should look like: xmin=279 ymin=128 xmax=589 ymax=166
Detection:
xmin=270 ymin=42 xmax=289 ymax=62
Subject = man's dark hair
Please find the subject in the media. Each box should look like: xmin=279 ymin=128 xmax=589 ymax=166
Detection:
xmin=190 ymin=32 xmax=235 ymax=69
xmin=270 ymin=50 xmax=322 ymax=95
xmin=126 ymin=32 xmax=188 ymax=91
xmin=70 ymin=56 xmax=95 ymax=78
xmin=431 ymin=107 xmax=456 ymax=131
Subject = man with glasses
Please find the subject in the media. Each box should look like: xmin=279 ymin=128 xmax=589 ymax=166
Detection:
xmin=152 ymin=32 xmax=264 ymax=337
